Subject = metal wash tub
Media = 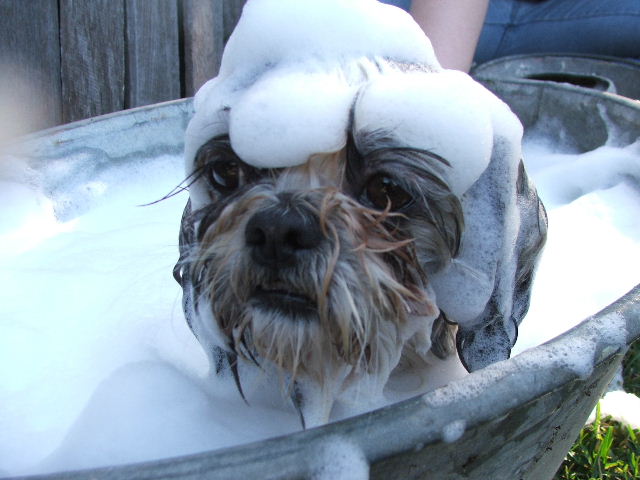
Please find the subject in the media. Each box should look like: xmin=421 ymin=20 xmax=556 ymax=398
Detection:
xmin=4 ymin=77 xmax=640 ymax=480
xmin=471 ymin=53 xmax=640 ymax=101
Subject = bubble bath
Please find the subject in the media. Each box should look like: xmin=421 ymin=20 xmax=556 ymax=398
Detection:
xmin=1 ymin=0 xmax=639 ymax=475
xmin=0 ymin=137 xmax=637 ymax=476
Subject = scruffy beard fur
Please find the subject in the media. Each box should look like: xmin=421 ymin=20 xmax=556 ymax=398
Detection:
xmin=174 ymin=133 xmax=462 ymax=425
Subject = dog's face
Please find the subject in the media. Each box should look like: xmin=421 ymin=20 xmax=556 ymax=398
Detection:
xmin=179 ymin=128 xmax=462 ymax=388
xmin=173 ymin=0 xmax=547 ymax=423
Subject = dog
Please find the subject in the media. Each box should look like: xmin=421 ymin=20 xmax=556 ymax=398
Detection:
xmin=172 ymin=0 xmax=547 ymax=427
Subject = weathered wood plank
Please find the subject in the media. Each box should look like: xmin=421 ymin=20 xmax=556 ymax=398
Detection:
xmin=0 ymin=0 xmax=61 ymax=134
xmin=125 ymin=0 xmax=181 ymax=108
xmin=2 ymin=0 xmax=247 ymax=129
xmin=181 ymin=0 xmax=224 ymax=96
xmin=60 ymin=0 xmax=126 ymax=123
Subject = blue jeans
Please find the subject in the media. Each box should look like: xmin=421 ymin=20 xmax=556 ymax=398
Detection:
xmin=379 ymin=0 xmax=640 ymax=63
xmin=382 ymin=0 xmax=411 ymax=11
xmin=476 ymin=0 xmax=640 ymax=63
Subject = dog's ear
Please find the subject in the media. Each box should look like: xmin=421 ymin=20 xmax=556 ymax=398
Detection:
xmin=426 ymin=77 xmax=548 ymax=371
xmin=351 ymin=70 xmax=547 ymax=371
xmin=443 ymin=135 xmax=548 ymax=372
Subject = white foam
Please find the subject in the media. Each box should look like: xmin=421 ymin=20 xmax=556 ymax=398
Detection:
xmin=0 ymin=154 xmax=207 ymax=474
xmin=1 ymin=0 xmax=640 ymax=476
xmin=229 ymin=68 xmax=356 ymax=168
xmin=525 ymin=140 xmax=640 ymax=208
xmin=422 ymin=345 xmax=523 ymax=409
xmin=442 ymin=419 xmax=466 ymax=443
xmin=219 ymin=0 xmax=434 ymax=77
xmin=38 ymin=361 xmax=299 ymax=473
xmin=309 ymin=437 xmax=369 ymax=480
xmin=515 ymin=330 xmax=598 ymax=380
xmin=0 ymin=181 xmax=76 ymax=256
xmin=185 ymin=0 xmax=522 ymax=205
xmin=186 ymin=0 xmax=440 ymax=177
xmin=2 ymin=135 xmax=639 ymax=476
xmin=514 ymin=141 xmax=640 ymax=354
xmin=353 ymin=70 xmax=496 ymax=195
xmin=588 ymin=390 xmax=640 ymax=430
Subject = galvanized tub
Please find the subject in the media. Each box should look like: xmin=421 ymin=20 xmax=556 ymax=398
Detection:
xmin=2 ymin=79 xmax=640 ymax=480
xmin=471 ymin=53 xmax=640 ymax=101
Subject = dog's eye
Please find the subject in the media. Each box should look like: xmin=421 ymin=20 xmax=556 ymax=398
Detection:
xmin=208 ymin=160 xmax=242 ymax=191
xmin=364 ymin=174 xmax=413 ymax=210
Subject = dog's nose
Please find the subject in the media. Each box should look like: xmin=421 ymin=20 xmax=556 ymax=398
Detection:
xmin=245 ymin=204 xmax=322 ymax=267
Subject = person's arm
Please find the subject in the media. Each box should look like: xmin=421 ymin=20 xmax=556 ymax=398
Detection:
xmin=409 ymin=0 xmax=489 ymax=72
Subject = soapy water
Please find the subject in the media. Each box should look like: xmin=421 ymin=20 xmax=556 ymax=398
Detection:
xmin=0 ymin=137 xmax=638 ymax=476
xmin=1 ymin=0 xmax=639 ymax=474
xmin=513 ymin=139 xmax=640 ymax=355
xmin=310 ymin=438 xmax=369 ymax=480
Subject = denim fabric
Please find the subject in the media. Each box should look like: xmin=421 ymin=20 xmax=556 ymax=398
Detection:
xmin=476 ymin=0 xmax=640 ymax=63
xmin=379 ymin=0 xmax=640 ymax=62
xmin=379 ymin=0 xmax=412 ymax=11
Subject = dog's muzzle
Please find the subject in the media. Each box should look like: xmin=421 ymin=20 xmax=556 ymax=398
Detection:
xmin=245 ymin=199 xmax=322 ymax=268
xmin=245 ymin=199 xmax=323 ymax=317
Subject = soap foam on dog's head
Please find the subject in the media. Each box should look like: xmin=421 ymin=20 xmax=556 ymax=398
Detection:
xmin=186 ymin=0 xmax=519 ymax=202
xmin=186 ymin=0 xmax=439 ymax=177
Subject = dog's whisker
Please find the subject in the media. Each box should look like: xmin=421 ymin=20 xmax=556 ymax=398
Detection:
xmin=140 ymin=164 xmax=212 ymax=207
xmin=321 ymin=226 xmax=340 ymax=304
xmin=353 ymin=237 xmax=414 ymax=254
xmin=336 ymin=276 xmax=364 ymax=338
xmin=289 ymin=323 xmax=306 ymax=382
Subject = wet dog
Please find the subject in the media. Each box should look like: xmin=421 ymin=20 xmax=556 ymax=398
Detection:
xmin=172 ymin=0 xmax=547 ymax=426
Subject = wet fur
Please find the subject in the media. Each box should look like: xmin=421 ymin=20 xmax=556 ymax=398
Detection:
xmin=174 ymin=133 xmax=461 ymax=413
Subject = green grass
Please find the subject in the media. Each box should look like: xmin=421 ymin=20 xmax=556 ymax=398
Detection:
xmin=622 ymin=339 xmax=640 ymax=395
xmin=554 ymin=340 xmax=640 ymax=480
xmin=555 ymin=404 xmax=640 ymax=479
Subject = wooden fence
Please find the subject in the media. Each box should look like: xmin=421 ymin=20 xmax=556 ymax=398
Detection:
xmin=0 ymin=0 xmax=246 ymax=133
